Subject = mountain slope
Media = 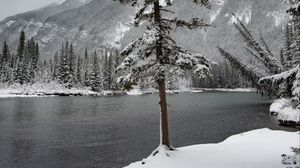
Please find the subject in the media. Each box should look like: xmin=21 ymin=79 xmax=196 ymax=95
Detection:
xmin=0 ymin=0 xmax=290 ymax=60
xmin=0 ymin=0 xmax=91 ymax=54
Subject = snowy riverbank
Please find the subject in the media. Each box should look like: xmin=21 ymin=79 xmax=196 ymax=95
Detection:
xmin=200 ymin=87 xmax=256 ymax=92
xmin=270 ymin=98 xmax=300 ymax=126
xmin=0 ymin=82 xmax=127 ymax=97
xmin=0 ymin=84 xmax=256 ymax=98
xmin=125 ymin=129 xmax=299 ymax=168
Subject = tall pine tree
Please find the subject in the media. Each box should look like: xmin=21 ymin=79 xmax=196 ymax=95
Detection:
xmin=115 ymin=0 xmax=212 ymax=149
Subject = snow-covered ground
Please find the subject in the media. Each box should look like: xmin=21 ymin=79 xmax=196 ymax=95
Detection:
xmin=0 ymin=82 xmax=127 ymax=97
xmin=200 ymin=88 xmax=256 ymax=92
xmin=125 ymin=129 xmax=300 ymax=168
xmin=125 ymin=88 xmax=255 ymax=96
xmin=0 ymin=82 xmax=99 ymax=97
xmin=270 ymin=98 xmax=300 ymax=125
xmin=0 ymin=83 xmax=256 ymax=98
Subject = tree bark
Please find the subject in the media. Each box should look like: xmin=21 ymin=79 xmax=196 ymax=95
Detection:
xmin=158 ymin=79 xmax=170 ymax=147
xmin=154 ymin=0 xmax=170 ymax=148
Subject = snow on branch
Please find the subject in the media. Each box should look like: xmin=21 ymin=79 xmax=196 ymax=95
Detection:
xmin=217 ymin=47 xmax=269 ymax=84
xmin=165 ymin=18 xmax=212 ymax=30
xmin=133 ymin=1 xmax=154 ymax=26
xmin=113 ymin=0 xmax=138 ymax=6
xmin=259 ymin=65 xmax=300 ymax=105
xmin=168 ymin=45 xmax=212 ymax=77
xmin=259 ymin=65 xmax=299 ymax=85
xmin=233 ymin=14 xmax=283 ymax=73
xmin=119 ymin=26 xmax=160 ymax=60
xmin=193 ymin=0 xmax=211 ymax=9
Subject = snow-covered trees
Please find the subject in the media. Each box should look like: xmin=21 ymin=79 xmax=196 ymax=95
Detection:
xmin=259 ymin=65 xmax=300 ymax=107
xmin=218 ymin=2 xmax=300 ymax=125
xmin=11 ymin=31 xmax=40 ymax=85
xmin=0 ymin=41 xmax=12 ymax=83
xmin=90 ymin=51 xmax=101 ymax=91
xmin=115 ymin=0 xmax=213 ymax=149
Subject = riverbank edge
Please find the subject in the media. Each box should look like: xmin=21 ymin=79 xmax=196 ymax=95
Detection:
xmin=125 ymin=128 xmax=300 ymax=168
xmin=0 ymin=87 xmax=256 ymax=98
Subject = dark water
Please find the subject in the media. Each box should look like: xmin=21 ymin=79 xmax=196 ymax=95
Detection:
xmin=0 ymin=92 xmax=295 ymax=168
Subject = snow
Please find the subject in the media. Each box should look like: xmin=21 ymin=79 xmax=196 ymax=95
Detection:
xmin=229 ymin=3 xmax=252 ymax=25
xmin=270 ymin=98 xmax=291 ymax=115
xmin=0 ymin=82 xmax=101 ymax=97
xmin=201 ymin=88 xmax=256 ymax=92
xmin=5 ymin=20 xmax=16 ymax=27
xmin=278 ymin=106 xmax=300 ymax=124
xmin=270 ymin=98 xmax=300 ymax=124
xmin=111 ymin=22 xmax=132 ymax=49
xmin=126 ymin=89 xmax=144 ymax=95
xmin=56 ymin=0 xmax=66 ymax=5
xmin=209 ymin=0 xmax=225 ymax=23
xmin=259 ymin=65 xmax=299 ymax=84
xmin=266 ymin=11 xmax=287 ymax=27
xmin=125 ymin=128 xmax=300 ymax=168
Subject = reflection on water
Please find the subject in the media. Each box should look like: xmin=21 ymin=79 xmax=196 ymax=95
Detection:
xmin=0 ymin=93 xmax=296 ymax=168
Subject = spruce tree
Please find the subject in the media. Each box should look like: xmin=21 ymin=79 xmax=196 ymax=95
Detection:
xmin=76 ymin=55 xmax=82 ymax=85
xmin=67 ymin=44 xmax=75 ymax=88
xmin=0 ymin=41 xmax=10 ymax=82
xmin=58 ymin=42 xmax=71 ymax=87
xmin=17 ymin=31 xmax=25 ymax=60
xmin=84 ymin=48 xmax=90 ymax=87
xmin=14 ymin=31 xmax=26 ymax=84
xmin=90 ymin=51 xmax=101 ymax=91
xmin=33 ymin=42 xmax=39 ymax=71
xmin=115 ymin=0 xmax=212 ymax=149
xmin=53 ymin=52 xmax=59 ymax=79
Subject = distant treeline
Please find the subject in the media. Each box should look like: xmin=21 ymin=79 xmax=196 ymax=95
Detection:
xmin=0 ymin=31 xmax=251 ymax=91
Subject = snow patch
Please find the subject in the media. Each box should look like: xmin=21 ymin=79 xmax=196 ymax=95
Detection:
xmin=201 ymin=88 xmax=256 ymax=92
xmin=5 ymin=20 xmax=16 ymax=27
xmin=126 ymin=89 xmax=144 ymax=95
xmin=278 ymin=106 xmax=300 ymax=124
xmin=267 ymin=11 xmax=287 ymax=27
xmin=270 ymin=98 xmax=300 ymax=124
xmin=112 ymin=22 xmax=132 ymax=49
xmin=125 ymin=128 xmax=300 ymax=168
xmin=229 ymin=3 xmax=252 ymax=25
xmin=80 ymin=30 xmax=88 ymax=39
xmin=56 ymin=0 xmax=66 ymax=5
xmin=270 ymin=98 xmax=290 ymax=115
xmin=209 ymin=0 xmax=225 ymax=23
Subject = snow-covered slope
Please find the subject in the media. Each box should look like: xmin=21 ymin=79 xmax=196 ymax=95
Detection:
xmin=0 ymin=0 xmax=290 ymax=60
xmin=125 ymin=128 xmax=300 ymax=168
xmin=0 ymin=0 xmax=91 ymax=54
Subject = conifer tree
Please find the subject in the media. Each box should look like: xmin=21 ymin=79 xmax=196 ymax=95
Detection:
xmin=76 ymin=55 xmax=82 ymax=84
xmin=58 ymin=42 xmax=71 ymax=88
xmin=53 ymin=52 xmax=59 ymax=79
xmin=17 ymin=31 xmax=25 ymax=60
xmin=33 ymin=42 xmax=40 ymax=71
xmin=90 ymin=51 xmax=101 ymax=91
xmin=84 ymin=48 xmax=90 ymax=87
xmin=282 ymin=23 xmax=294 ymax=69
xmin=0 ymin=41 xmax=11 ymax=82
xmin=14 ymin=31 xmax=26 ymax=84
xmin=67 ymin=44 xmax=75 ymax=88
xmin=115 ymin=0 xmax=212 ymax=150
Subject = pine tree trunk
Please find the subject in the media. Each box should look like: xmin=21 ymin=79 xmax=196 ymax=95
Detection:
xmin=157 ymin=79 xmax=170 ymax=147
xmin=154 ymin=0 xmax=170 ymax=148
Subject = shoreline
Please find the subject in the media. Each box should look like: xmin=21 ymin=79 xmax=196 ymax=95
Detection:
xmin=0 ymin=88 xmax=256 ymax=98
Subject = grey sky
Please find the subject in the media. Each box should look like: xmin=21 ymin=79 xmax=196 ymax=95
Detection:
xmin=0 ymin=0 xmax=61 ymax=20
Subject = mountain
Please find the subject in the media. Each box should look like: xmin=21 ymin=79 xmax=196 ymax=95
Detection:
xmin=0 ymin=0 xmax=92 ymax=55
xmin=0 ymin=0 xmax=290 ymax=60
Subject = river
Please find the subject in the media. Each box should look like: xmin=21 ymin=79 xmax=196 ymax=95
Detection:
xmin=0 ymin=92 xmax=295 ymax=168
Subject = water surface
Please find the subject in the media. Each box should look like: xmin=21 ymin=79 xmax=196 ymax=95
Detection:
xmin=0 ymin=92 xmax=294 ymax=168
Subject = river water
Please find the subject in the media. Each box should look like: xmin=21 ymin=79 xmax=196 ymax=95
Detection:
xmin=0 ymin=92 xmax=295 ymax=168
